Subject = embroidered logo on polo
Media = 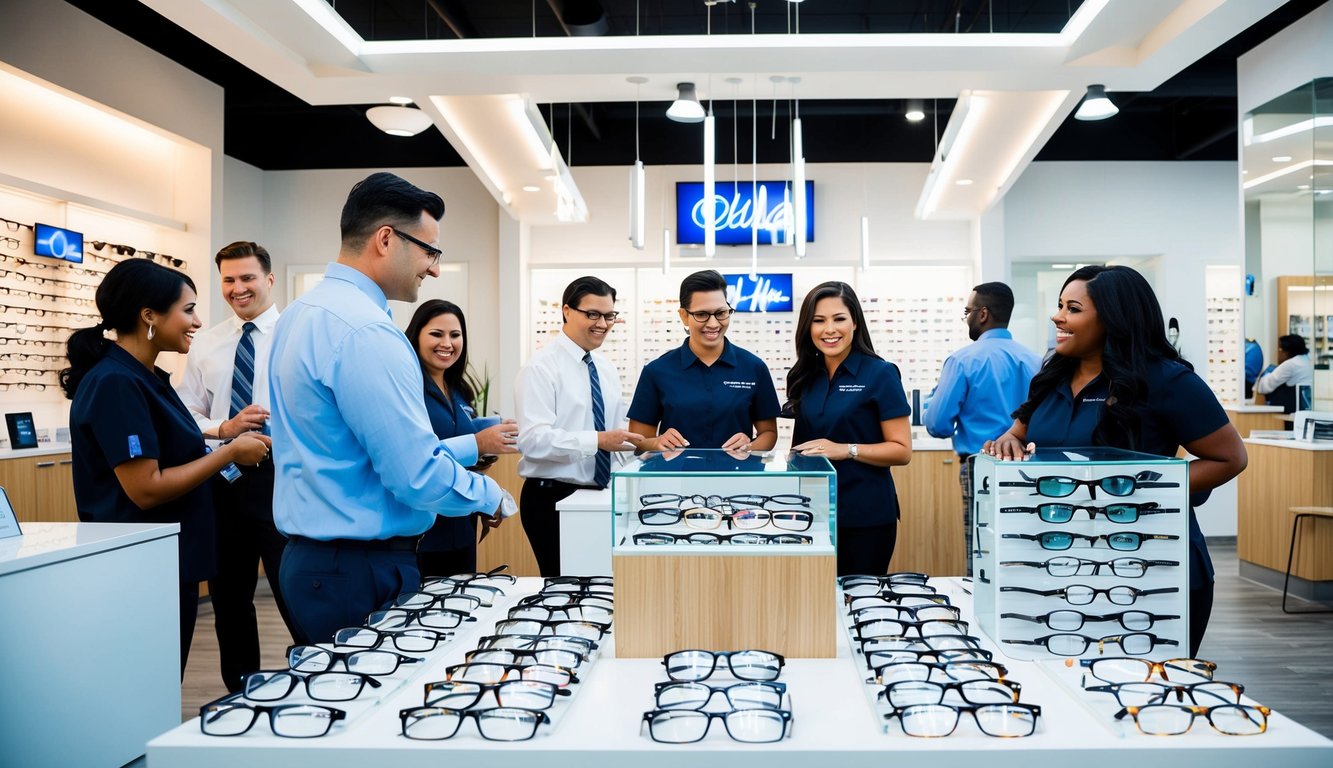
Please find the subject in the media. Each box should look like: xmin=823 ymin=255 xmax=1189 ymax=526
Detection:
xmin=723 ymin=380 xmax=756 ymax=389
xmin=837 ymin=384 xmax=866 ymax=393
xmin=1081 ymin=397 xmax=1107 ymax=404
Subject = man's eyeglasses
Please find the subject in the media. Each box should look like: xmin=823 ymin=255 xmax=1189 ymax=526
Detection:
xmin=1000 ymin=502 xmax=1178 ymax=525
xmin=1001 ymin=556 xmax=1178 ymax=578
xmin=400 ymin=706 xmax=550 ymax=741
xmin=1001 ymin=531 xmax=1180 ymax=552
xmin=240 ymin=669 xmax=382 ymax=702
xmin=999 ymin=584 xmax=1179 ymax=607
xmin=1001 ymin=609 xmax=1180 ymax=632
xmin=1114 ymin=703 xmax=1269 ymax=736
xmin=683 ymin=307 xmax=735 ymax=323
xmin=199 ymin=694 xmax=346 ymax=738
xmin=1080 ymin=657 xmax=1216 ymax=685
xmin=1002 ymin=631 xmax=1178 ymax=656
xmin=1001 ymin=471 xmax=1178 ymax=499
xmin=1085 ymin=680 xmax=1244 ymax=708
xmin=390 ymin=227 xmax=443 ymax=265
xmin=885 ymin=702 xmax=1041 ymax=738
xmin=961 ymin=305 xmax=987 ymax=319
xmin=568 ymin=306 xmax=619 ymax=323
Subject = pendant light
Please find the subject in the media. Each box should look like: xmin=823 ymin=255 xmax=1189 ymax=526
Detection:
xmin=667 ymin=82 xmax=705 ymax=123
xmin=627 ymin=77 xmax=647 ymax=250
xmin=704 ymin=97 xmax=717 ymax=258
xmin=1074 ymin=84 xmax=1118 ymax=121
xmin=790 ymin=78 xmax=806 ymax=259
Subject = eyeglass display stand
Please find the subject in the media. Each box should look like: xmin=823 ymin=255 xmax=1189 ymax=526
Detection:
xmin=610 ymin=449 xmax=838 ymax=658
xmin=972 ymin=448 xmax=1190 ymax=662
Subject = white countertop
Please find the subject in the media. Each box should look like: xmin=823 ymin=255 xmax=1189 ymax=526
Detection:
xmin=1228 ymin=405 xmax=1286 ymax=413
xmin=0 ymin=522 xmax=179 ymax=576
xmin=1243 ymin=437 xmax=1333 ymax=451
xmin=0 ymin=441 xmax=72 ymax=460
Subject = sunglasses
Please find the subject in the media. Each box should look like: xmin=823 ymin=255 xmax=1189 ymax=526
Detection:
xmin=1001 ymin=470 xmax=1177 ymax=499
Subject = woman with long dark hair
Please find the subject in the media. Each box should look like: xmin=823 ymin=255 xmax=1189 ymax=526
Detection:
xmin=62 ymin=258 xmax=271 ymax=675
xmin=983 ymin=265 xmax=1247 ymax=656
xmin=405 ymin=299 xmax=517 ymax=577
xmin=787 ymin=281 xmax=913 ymax=575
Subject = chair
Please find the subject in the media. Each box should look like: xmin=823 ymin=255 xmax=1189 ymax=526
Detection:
xmin=1282 ymin=506 xmax=1333 ymax=614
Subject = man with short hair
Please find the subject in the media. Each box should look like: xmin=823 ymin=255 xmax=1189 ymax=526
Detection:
xmin=179 ymin=240 xmax=297 ymax=692
xmin=269 ymin=172 xmax=501 ymax=643
xmin=924 ymin=282 xmax=1041 ymax=576
xmin=515 ymin=276 xmax=643 ymax=576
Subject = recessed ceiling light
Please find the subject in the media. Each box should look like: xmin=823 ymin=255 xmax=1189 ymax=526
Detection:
xmin=955 ymin=179 xmax=974 ymax=186
xmin=389 ymin=96 xmax=414 ymax=105
xmin=905 ymin=109 xmax=925 ymax=122
xmin=1052 ymin=263 xmax=1075 ymax=269
xmin=522 ymin=185 xmax=541 ymax=192
xmin=1242 ymin=170 xmax=1249 ymax=175
xmin=1298 ymin=184 xmax=1311 ymax=190
xmin=1272 ymin=155 xmax=1293 ymax=163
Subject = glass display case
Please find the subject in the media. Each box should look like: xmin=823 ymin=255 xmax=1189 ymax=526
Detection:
xmin=972 ymin=448 xmax=1190 ymax=661
xmin=611 ymin=449 xmax=836 ymax=555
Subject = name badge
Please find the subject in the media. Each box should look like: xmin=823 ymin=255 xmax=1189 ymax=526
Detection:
xmin=837 ymin=384 xmax=866 ymax=393
xmin=724 ymin=380 xmax=755 ymax=390
xmin=127 ymin=435 xmax=142 ymax=458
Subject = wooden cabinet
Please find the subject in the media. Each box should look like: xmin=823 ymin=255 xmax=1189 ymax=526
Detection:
xmin=0 ymin=453 xmax=78 ymax=523
xmin=889 ymin=450 xmax=966 ymax=577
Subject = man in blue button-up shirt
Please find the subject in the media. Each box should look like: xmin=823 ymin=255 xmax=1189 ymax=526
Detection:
xmin=269 ymin=172 xmax=501 ymax=643
xmin=924 ymin=282 xmax=1040 ymax=576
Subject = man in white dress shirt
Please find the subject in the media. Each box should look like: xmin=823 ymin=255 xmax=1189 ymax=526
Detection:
xmin=515 ymin=276 xmax=643 ymax=576
xmin=178 ymin=241 xmax=296 ymax=692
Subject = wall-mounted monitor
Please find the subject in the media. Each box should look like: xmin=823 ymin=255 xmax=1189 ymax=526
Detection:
xmin=34 ymin=223 xmax=83 ymax=263
xmin=676 ymin=181 xmax=814 ymax=246
xmin=723 ymin=272 xmax=794 ymax=313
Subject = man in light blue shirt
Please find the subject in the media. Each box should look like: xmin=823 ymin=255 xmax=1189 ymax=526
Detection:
xmin=269 ymin=172 xmax=501 ymax=643
xmin=924 ymin=282 xmax=1040 ymax=576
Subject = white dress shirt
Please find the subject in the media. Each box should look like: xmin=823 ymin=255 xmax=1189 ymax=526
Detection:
xmin=515 ymin=331 xmax=627 ymax=484
xmin=178 ymin=304 xmax=279 ymax=437
xmin=1255 ymin=353 xmax=1313 ymax=395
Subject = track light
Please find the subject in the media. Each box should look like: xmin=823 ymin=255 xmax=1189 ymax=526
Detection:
xmin=667 ymin=82 xmax=706 ymax=123
xmin=1074 ymin=84 xmax=1118 ymax=122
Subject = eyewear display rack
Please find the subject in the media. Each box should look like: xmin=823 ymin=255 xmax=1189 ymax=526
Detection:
xmin=1204 ymin=265 xmax=1242 ymax=406
xmin=971 ymin=449 xmax=1190 ymax=661
xmin=147 ymin=577 xmax=1333 ymax=768
xmin=610 ymin=449 xmax=838 ymax=658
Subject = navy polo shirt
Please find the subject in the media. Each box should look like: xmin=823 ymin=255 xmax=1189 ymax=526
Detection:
xmin=628 ymin=339 xmax=780 ymax=448
xmin=70 ymin=344 xmax=217 ymax=582
xmin=790 ymin=351 xmax=911 ymax=528
xmin=420 ymin=378 xmax=480 ymax=553
xmin=1024 ymin=358 xmax=1228 ymax=589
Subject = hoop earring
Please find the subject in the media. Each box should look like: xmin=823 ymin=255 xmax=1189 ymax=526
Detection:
xmin=147 ymin=324 xmax=155 ymax=341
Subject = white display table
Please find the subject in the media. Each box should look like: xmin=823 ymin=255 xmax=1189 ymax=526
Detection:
xmin=147 ymin=577 xmax=1332 ymax=768
xmin=1 ymin=522 xmax=181 ymax=768
xmin=557 ymin=488 xmax=612 ymax=575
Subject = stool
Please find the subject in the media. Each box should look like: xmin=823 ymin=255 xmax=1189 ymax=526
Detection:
xmin=1282 ymin=506 xmax=1333 ymax=614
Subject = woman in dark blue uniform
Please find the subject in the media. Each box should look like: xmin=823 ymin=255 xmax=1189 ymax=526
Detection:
xmin=787 ymin=282 xmax=913 ymax=576
xmin=61 ymin=259 xmax=271 ymax=676
xmin=629 ymin=270 xmax=779 ymax=452
xmin=983 ymin=265 xmax=1247 ymax=657
xmin=405 ymin=300 xmax=517 ymax=577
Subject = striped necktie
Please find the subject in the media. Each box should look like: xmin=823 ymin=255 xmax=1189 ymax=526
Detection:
xmin=229 ymin=321 xmax=257 ymax=419
xmin=583 ymin=352 xmax=611 ymax=489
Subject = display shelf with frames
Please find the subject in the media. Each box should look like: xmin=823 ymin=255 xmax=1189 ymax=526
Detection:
xmin=1204 ymin=265 xmax=1243 ymax=405
xmin=971 ymin=448 xmax=1190 ymax=662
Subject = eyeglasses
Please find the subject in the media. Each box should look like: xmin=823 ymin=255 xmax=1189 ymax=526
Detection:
xmin=1003 ymin=632 xmax=1178 ymax=656
xmin=851 ymin=603 xmax=962 ymax=623
xmin=331 ymin=626 xmax=451 ymax=653
xmin=852 ymin=618 xmax=971 ymax=641
xmin=568 ymin=306 xmax=619 ymax=323
xmin=1085 ymin=680 xmax=1245 ymax=708
xmin=880 ymin=678 xmax=1023 ymax=708
xmin=663 ymin=649 xmax=785 ymax=682
xmin=1080 ymin=657 xmax=1217 ymax=685
xmin=639 ymin=493 xmax=808 ymax=508
xmin=199 ymin=694 xmax=346 ymax=738
xmin=492 ymin=618 xmax=608 ymax=642
xmin=722 ymin=493 xmax=811 ymax=508
xmin=1001 ymin=556 xmax=1178 ymax=578
xmin=138 ymin=250 xmax=184 ymax=268
xmin=541 ymin=576 xmax=613 ymax=596
xmin=466 ymin=646 xmax=587 ymax=670
xmin=1114 ymin=703 xmax=1269 ymax=736
xmin=961 ymin=305 xmax=987 ymax=319
xmin=446 ymin=564 xmax=518 ymax=586
xmin=508 ymin=603 xmax=613 ymax=624
xmin=637 ymin=506 xmax=814 ymax=532
xmin=0 ymin=383 xmax=47 ymax=391
xmin=845 ymin=593 xmax=953 ymax=612
xmin=1001 ymin=609 xmax=1180 ymax=631
xmin=423 ymin=679 xmax=569 ymax=710
xmin=475 ymin=633 xmax=598 ymax=656
xmin=869 ymin=660 xmax=1008 ymax=686
xmin=286 ymin=644 xmax=423 ymax=676
xmin=366 ymin=606 xmax=475 ymax=631
xmin=1001 ymin=531 xmax=1181 ymax=552
xmin=653 ymin=680 xmax=787 ymax=711
xmin=1000 ymin=502 xmax=1178 ymax=524
xmin=515 ymin=592 xmax=613 ymax=611
xmin=240 ymin=669 xmax=382 ymax=702
xmin=0 ymin=237 xmax=18 ymax=250
xmin=444 ymin=661 xmax=578 ymax=688
xmin=400 ymin=706 xmax=550 ymax=741
xmin=390 ymin=227 xmax=443 ymax=265
xmin=683 ymin=307 xmax=735 ymax=323
xmin=885 ymin=702 xmax=1041 ymax=738
xmin=632 ymin=531 xmax=813 ymax=546
xmin=641 ymin=708 xmax=792 ymax=744
xmin=1001 ymin=471 xmax=1178 ymax=499
xmin=999 ymin=584 xmax=1179 ymax=606
xmin=865 ymin=645 xmax=994 ymax=669
xmin=860 ymin=633 xmax=984 ymax=654
xmin=418 ymin=578 xmax=506 ymax=606
xmin=391 ymin=590 xmax=483 ymax=613
xmin=839 ymin=572 xmax=928 ymax=588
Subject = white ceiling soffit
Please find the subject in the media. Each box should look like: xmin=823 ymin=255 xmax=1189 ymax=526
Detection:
xmin=141 ymin=0 xmax=1290 ymax=222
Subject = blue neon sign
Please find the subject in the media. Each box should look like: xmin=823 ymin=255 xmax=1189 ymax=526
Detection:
xmin=724 ymin=273 xmax=793 ymax=313
xmin=676 ymin=181 xmax=814 ymax=246
xmin=34 ymin=224 xmax=84 ymax=263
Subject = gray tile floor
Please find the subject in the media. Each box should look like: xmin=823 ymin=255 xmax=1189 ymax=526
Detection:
xmin=123 ymin=541 xmax=1333 ymax=766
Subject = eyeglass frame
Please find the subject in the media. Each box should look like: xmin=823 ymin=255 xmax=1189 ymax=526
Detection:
xmin=1084 ymin=680 xmax=1245 ymax=708
xmin=239 ymin=668 xmax=383 ymax=702
xmin=1001 ymin=531 xmax=1181 ymax=552
xmin=1002 ymin=631 xmax=1179 ymax=657
xmin=399 ymin=705 xmax=551 ymax=741
xmin=640 ymin=707 xmax=793 ymax=744
xmin=566 ymin=305 xmax=620 ymax=324
xmin=868 ymin=659 xmax=1008 ymax=686
xmin=286 ymin=644 xmax=423 ymax=675
xmin=1079 ymin=656 xmax=1217 ymax=685
xmin=1000 ymin=471 xmax=1178 ymax=499
xmin=652 ymin=680 xmax=788 ymax=711
xmin=422 ymin=678 xmax=570 ymax=709
xmin=884 ymin=702 xmax=1042 ymax=738
xmin=1113 ymin=703 xmax=1270 ymax=736
xmin=331 ymin=625 xmax=452 ymax=653
xmin=999 ymin=584 xmax=1179 ymax=606
xmin=199 ymin=694 xmax=347 ymax=738
xmin=388 ymin=227 xmax=443 ymax=265
xmin=879 ymin=677 xmax=1023 ymax=708
xmin=1001 ymin=609 xmax=1181 ymax=632
xmin=662 ymin=649 xmax=785 ymax=682
xmin=1000 ymin=556 xmax=1179 ymax=578
xmin=683 ymin=307 xmax=735 ymax=323
xmin=999 ymin=502 xmax=1178 ymax=524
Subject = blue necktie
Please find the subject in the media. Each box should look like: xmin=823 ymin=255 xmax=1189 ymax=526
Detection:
xmin=229 ymin=321 xmax=257 ymax=419
xmin=583 ymin=352 xmax=611 ymax=489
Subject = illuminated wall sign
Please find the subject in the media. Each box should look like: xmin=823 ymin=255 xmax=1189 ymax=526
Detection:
xmin=724 ymin=272 xmax=794 ymax=313
xmin=676 ymin=181 xmax=815 ymax=246
xmin=34 ymin=223 xmax=84 ymax=263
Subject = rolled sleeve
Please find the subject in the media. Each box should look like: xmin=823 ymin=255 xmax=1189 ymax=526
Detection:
xmin=873 ymin=362 xmax=912 ymax=421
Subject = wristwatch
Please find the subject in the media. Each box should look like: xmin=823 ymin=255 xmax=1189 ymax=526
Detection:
xmin=847 ymin=443 xmax=859 ymax=460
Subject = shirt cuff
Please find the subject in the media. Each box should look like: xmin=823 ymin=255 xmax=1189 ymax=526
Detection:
xmin=440 ymin=434 xmax=480 ymax=467
xmin=578 ymin=429 xmax=599 ymax=457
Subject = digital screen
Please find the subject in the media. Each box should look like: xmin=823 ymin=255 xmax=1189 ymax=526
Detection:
xmin=676 ymin=181 xmax=814 ymax=246
xmin=723 ymin=273 xmax=794 ymax=313
xmin=34 ymin=223 xmax=83 ymax=263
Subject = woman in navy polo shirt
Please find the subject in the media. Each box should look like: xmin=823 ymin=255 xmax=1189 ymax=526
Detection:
xmin=406 ymin=300 xmax=517 ymax=577
xmin=787 ymin=281 xmax=913 ymax=576
xmin=983 ymin=265 xmax=1247 ymax=657
xmin=629 ymin=270 xmax=779 ymax=452
xmin=61 ymin=259 xmax=271 ymax=676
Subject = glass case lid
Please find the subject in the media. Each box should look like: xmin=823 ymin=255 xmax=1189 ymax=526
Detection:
xmin=988 ymin=446 xmax=1184 ymax=464
xmin=617 ymin=448 xmax=835 ymax=475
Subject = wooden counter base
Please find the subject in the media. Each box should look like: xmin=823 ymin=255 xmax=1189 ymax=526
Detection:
xmin=1238 ymin=441 xmax=1333 ymax=582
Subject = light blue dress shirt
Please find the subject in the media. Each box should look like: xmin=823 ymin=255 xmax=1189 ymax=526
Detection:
xmin=923 ymin=328 xmax=1042 ymax=456
xmin=269 ymin=262 xmax=499 ymax=540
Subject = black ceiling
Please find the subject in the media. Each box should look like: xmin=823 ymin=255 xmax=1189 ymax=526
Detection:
xmin=62 ymin=0 xmax=1329 ymax=171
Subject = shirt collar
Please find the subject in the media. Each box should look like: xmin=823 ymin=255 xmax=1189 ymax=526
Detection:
xmin=105 ymin=343 xmax=172 ymax=388
xmin=835 ymin=349 xmax=866 ymax=377
xmin=228 ymin=303 xmax=280 ymax=335
xmin=325 ymin=262 xmax=389 ymax=314
xmin=555 ymin=331 xmax=596 ymax=363
xmin=977 ymin=328 xmax=1014 ymax=342
xmin=677 ymin=338 xmax=737 ymax=369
